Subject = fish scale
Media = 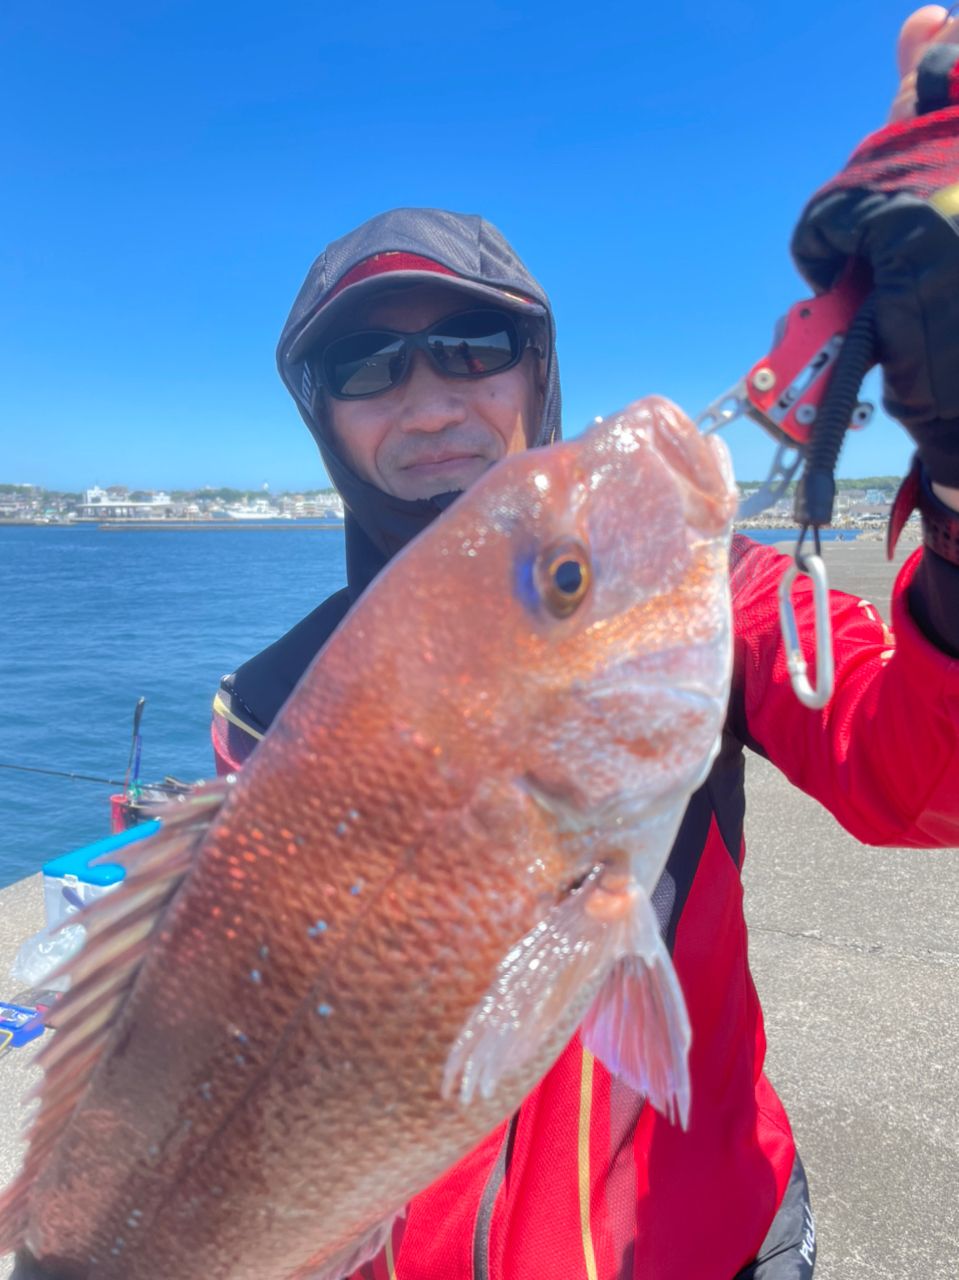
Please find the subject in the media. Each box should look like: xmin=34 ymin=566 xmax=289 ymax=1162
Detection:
xmin=0 ymin=395 xmax=736 ymax=1280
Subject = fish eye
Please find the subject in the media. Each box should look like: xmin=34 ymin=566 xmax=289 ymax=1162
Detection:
xmin=537 ymin=539 xmax=592 ymax=617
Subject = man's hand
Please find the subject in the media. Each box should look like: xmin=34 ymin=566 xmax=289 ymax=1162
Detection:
xmin=890 ymin=5 xmax=959 ymax=123
xmin=895 ymin=8 xmax=959 ymax=510
xmin=791 ymin=6 xmax=959 ymax=513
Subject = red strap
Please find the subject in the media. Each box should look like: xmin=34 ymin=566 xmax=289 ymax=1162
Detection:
xmin=324 ymin=253 xmax=459 ymax=305
xmin=887 ymin=455 xmax=922 ymax=559
xmin=887 ymin=454 xmax=959 ymax=566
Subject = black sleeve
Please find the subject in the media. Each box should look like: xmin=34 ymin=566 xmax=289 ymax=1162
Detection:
xmin=908 ymin=551 xmax=959 ymax=659
xmin=224 ymin=587 xmax=354 ymax=732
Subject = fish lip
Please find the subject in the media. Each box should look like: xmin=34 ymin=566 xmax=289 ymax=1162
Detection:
xmin=520 ymin=770 xmax=582 ymax=820
xmin=576 ymin=632 xmax=729 ymax=712
xmin=579 ymin=674 xmax=723 ymax=717
xmin=520 ymin=768 xmax=678 ymax=831
xmin=576 ymin=670 xmax=727 ymax=721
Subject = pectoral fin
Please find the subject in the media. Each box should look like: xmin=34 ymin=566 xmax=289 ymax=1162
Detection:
xmin=580 ymin=890 xmax=691 ymax=1127
xmin=443 ymin=870 xmax=691 ymax=1128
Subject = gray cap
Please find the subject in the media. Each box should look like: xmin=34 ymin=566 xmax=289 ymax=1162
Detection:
xmin=279 ymin=208 xmax=549 ymax=368
xmin=286 ymin=254 xmax=544 ymax=365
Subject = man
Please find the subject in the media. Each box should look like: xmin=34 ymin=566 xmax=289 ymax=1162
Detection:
xmin=212 ymin=215 xmax=561 ymax=759
xmin=212 ymin=12 xmax=959 ymax=1277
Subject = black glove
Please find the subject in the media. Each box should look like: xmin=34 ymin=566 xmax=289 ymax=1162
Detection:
xmin=791 ymin=45 xmax=959 ymax=488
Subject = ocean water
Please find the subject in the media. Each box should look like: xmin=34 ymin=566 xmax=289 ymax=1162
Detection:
xmin=0 ymin=524 xmax=346 ymax=884
xmin=0 ymin=522 xmax=857 ymax=886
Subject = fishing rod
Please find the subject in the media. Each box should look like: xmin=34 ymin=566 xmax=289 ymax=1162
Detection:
xmin=0 ymin=761 xmax=186 ymax=793
xmin=0 ymin=762 xmax=127 ymax=787
xmin=1 ymin=698 xmax=149 ymax=789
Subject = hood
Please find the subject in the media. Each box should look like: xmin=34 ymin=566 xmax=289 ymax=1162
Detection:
xmin=276 ymin=208 xmax=563 ymax=599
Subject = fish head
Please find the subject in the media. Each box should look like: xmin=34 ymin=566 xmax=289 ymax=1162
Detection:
xmin=365 ymin=394 xmax=737 ymax=886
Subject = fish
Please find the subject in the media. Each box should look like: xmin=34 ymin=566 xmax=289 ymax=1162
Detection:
xmin=0 ymin=395 xmax=736 ymax=1280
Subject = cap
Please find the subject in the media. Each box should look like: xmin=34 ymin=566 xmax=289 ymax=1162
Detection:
xmin=286 ymin=251 xmax=546 ymax=364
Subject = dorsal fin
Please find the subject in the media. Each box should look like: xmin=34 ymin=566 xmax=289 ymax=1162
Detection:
xmin=0 ymin=778 xmax=233 ymax=1258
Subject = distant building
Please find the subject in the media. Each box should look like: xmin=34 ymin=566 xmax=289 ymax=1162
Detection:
xmin=865 ymin=488 xmax=891 ymax=506
xmin=78 ymin=486 xmax=174 ymax=519
xmin=0 ymin=498 xmax=35 ymax=518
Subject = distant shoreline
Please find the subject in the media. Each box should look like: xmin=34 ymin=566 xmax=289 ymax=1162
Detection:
xmin=0 ymin=519 xmax=346 ymax=531
xmin=97 ymin=521 xmax=346 ymax=532
xmin=2 ymin=519 xmax=916 ymax=541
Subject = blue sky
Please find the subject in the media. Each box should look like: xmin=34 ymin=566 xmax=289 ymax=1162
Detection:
xmin=0 ymin=1 xmax=928 ymax=491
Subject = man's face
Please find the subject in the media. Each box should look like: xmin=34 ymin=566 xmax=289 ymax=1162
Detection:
xmin=324 ymin=285 xmax=545 ymax=501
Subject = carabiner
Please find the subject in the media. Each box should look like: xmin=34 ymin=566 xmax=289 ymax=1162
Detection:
xmin=777 ymin=550 xmax=834 ymax=709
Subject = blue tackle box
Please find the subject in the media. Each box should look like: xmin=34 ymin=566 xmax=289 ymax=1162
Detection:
xmin=41 ymin=820 xmax=161 ymax=929
xmin=0 ymin=1001 xmax=46 ymax=1052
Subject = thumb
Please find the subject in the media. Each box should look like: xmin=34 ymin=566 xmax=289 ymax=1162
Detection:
xmin=897 ymin=6 xmax=949 ymax=76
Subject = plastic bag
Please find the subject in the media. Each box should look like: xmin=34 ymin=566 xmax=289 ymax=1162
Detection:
xmin=9 ymin=921 xmax=86 ymax=992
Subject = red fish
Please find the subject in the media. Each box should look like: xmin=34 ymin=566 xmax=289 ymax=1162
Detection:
xmin=0 ymin=396 xmax=736 ymax=1279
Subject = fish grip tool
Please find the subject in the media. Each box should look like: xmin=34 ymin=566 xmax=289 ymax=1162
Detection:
xmin=698 ymin=272 xmax=878 ymax=707
xmin=781 ymin=291 xmax=880 ymax=709
xmin=794 ymin=292 xmax=879 ymax=531
xmin=697 ymin=272 xmax=874 ymax=517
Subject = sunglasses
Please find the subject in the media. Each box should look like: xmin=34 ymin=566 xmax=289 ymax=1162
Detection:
xmin=314 ymin=308 xmax=544 ymax=400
